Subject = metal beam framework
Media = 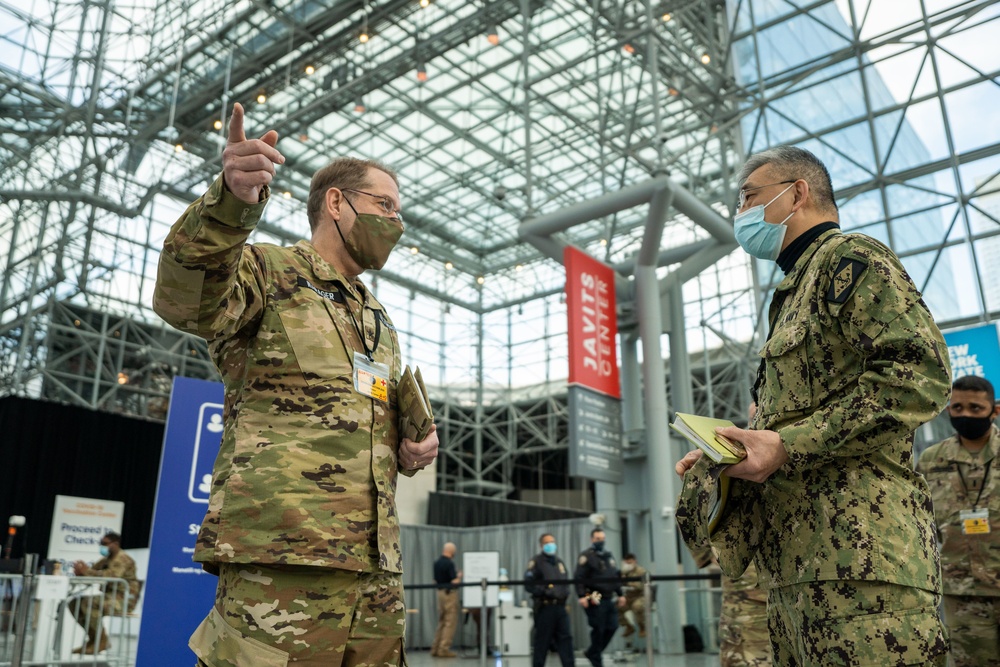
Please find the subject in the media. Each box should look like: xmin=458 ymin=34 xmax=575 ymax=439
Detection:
xmin=2 ymin=0 xmax=999 ymax=524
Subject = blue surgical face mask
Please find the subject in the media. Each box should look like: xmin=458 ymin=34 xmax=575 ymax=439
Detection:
xmin=542 ymin=542 xmax=557 ymax=556
xmin=734 ymin=183 xmax=796 ymax=260
xmin=99 ymin=545 xmax=110 ymax=558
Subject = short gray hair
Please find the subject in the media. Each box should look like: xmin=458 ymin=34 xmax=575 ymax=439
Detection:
xmin=738 ymin=146 xmax=838 ymax=213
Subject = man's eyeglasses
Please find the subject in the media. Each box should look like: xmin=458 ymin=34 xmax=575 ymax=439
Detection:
xmin=343 ymin=188 xmax=403 ymax=222
xmin=737 ymin=179 xmax=797 ymax=210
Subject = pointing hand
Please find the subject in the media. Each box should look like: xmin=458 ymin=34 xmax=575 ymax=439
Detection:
xmin=221 ymin=103 xmax=285 ymax=204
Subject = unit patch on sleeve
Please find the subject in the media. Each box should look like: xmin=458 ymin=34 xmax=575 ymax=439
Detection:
xmin=827 ymin=257 xmax=867 ymax=304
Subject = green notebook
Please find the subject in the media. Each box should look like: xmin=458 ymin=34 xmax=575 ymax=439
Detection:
xmin=670 ymin=413 xmax=746 ymax=465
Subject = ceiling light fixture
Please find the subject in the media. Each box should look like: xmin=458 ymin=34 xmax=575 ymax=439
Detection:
xmin=701 ymin=53 xmax=711 ymax=64
xmin=213 ymin=119 xmax=223 ymax=130
xmin=487 ymin=25 xmax=500 ymax=46
xmin=174 ymin=143 xmax=184 ymax=152
xmin=476 ymin=276 xmax=485 ymax=285
xmin=256 ymin=89 xmax=267 ymax=104
xmin=410 ymin=246 xmax=419 ymax=254
xmin=304 ymin=64 xmax=315 ymax=75
xmin=416 ymin=63 xmax=428 ymax=82
xmin=420 ymin=0 xmax=430 ymax=7
xmin=623 ymin=43 xmax=635 ymax=54
xmin=662 ymin=12 xmax=672 ymax=22
xmin=445 ymin=261 xmax=453 ymax=270
xmin=354 ymin=97 xmax=366 ymax=113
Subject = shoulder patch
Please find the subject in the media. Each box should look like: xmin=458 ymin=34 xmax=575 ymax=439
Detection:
xmin=558 ymin=562 xmax=566 ymax=573
xmin=827 ymin=256 xmax=867 ymax=304
xmin=527 ymin=559 xmax=535 ymax=569
xmin=578 ymin=555 xmax=588 ymax=566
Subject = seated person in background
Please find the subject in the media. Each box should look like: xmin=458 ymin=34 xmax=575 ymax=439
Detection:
xmin=71 ymin=531 xmax=141 ymax=655
xmin=618 ymin=553 xmax=647 ymax=640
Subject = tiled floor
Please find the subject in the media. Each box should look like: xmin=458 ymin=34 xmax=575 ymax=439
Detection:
xmin=407 ymin=650 xmax=719 ymax=667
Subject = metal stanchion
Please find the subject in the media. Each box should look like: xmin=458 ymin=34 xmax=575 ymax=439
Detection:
xmin=11 ymin=553 xmax=36 ymax=667
xmin=642 ymin=571 xmax=654 ymax=667
xmin=479 ymin=578 xmax=488 ymax=667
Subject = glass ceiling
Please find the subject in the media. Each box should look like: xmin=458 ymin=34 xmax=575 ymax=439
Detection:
xmin=2 ymin=0 xmax=999 ymax=404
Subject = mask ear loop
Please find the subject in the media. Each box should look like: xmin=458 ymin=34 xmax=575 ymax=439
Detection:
xmin=766 ymin=182 xmax=797 ymax=225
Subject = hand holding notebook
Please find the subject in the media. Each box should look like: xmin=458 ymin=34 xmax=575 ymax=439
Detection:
xmin=397 ymin=365 xmax=434 ymax=442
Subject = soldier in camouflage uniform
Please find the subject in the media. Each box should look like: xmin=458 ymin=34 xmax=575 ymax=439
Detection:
xmin=617 ymin=553 xmax=646 ymax=640
xmin=917 ymin=375 xmax=1000 ymax=667
xmin=153 ymin=103 xmax=440 ymax=667
xmin=70 ymin=532 xmax=141 ymax=655
xmin=687 ymin=537 xmax=771 ymax=666
xmin=676 ymin=146 xmax=951 ymax=665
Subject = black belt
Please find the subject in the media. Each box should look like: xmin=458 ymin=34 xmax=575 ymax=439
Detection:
xmin=538 ymin=598 xmax=566 ymax=606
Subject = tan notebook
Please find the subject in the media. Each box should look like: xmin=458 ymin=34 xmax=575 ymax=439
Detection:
xmin=398 ymin=365 xmax=434 ymax=442
xmin=670 ymin=413 xmax=746 ymax=465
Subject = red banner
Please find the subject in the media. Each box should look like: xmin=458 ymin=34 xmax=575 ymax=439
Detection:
xmin=565 ymin=246 xmax=620 ymax=399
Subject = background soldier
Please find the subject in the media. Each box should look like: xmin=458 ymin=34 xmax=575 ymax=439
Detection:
xmin=524 ymin=533 xmax=574 ymax=667
xmin=617 ymin=553 xmax=646 ymax=641
xmin=575 ymin=528 xmax=626 ymax=667
xmin=70 ymin=532 xmax=140 ymax=655
xmin=431 ymin=542 xmax=462 ymax=658
xmin=917 ymin=375 xmax=1000 ymax=667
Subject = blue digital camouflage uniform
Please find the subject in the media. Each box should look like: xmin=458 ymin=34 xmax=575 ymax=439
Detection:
xmin=153 ymin=175 xmax=416 ymax=666
xmin=682 ymin=229 xmax=951 ymax=666
xmin=917 ymin=427 xmax=1000 ymax=667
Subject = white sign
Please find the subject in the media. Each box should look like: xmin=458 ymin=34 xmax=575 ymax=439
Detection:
xmin=47 ymin=495 xmax=124 ymax=564
xmin=462 ymin=551 xmax=500 ymax=609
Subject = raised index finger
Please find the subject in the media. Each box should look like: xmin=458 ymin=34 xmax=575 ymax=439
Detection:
xmin=228 ymin=103 xmax=247 ymax=144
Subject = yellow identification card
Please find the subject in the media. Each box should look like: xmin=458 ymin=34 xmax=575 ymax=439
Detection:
xmin=960 ymin=509 xmax=990 ymax=535
xmin=353 ymin=352 xmax=389 ymax=402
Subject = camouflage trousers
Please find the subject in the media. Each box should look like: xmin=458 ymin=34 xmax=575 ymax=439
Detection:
xmin=70 ymin=594 xmax=124 ymax=642
xmin=719 ymin=600 xmax=771 ymax=666
xmin=942 ymin=594 xmax=1000 ymax=667
xmin=190 ymin=563 xmax=406 ymax=667
xmin=768 ymin=580 xmax=948 ymax=666
xmin=618 ymin=596 xmax=645 ymax=636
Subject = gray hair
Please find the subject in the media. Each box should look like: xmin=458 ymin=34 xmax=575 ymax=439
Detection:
xmin=737 ymin=146 xmax=838 ymax=213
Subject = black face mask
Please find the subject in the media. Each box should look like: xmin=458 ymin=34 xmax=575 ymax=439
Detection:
xmin=950 ymin=415 xmax=994 ymax=441
xmin=592 ymin=541 xmax=605 ymax=551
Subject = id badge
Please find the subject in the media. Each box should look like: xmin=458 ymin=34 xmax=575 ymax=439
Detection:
xmin=353 ymin=352 xmax=389 ymax=403
xmin=959 ymin=508 xmax=990 ymax=535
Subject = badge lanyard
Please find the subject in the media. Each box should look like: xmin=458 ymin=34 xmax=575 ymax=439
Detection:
xmin=344 ymin=299 xmax=381 ymax=362
xmin=956 ymin=457 xmax=992 ymax=511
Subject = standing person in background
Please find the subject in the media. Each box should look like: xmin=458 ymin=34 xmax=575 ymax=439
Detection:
xmin=917 ymin=375 xmax=1000 ymax=667
xmin=575 ymin=528 xmax=626 ymax=667
xmin=153 ymin=103 xmax=439 ymax=666
xmin=431 ymin=542 xmax=463 ymax=658
xmin=524 ymin=533 xmax=574 ymax=667
xmin=675 ymin=145 xmax=951 ymax=665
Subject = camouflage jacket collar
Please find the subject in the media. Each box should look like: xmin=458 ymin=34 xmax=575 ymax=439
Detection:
xmin=775 ymin=227 xmax=843 ymax=294
xmin=941 ymin=428 xmax=999 ymax=464
xmin=293 ymin=240 xmax=388 ymax=313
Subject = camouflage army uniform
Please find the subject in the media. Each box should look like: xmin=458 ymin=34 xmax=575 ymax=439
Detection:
xmin=917 ymin=428 xmax=1000 ymax=667
xmin=153 ymin=175 xmax=416 ymax=666
xmin=618 ymin=563 xmax=647 ymax=638
xmin=711 ymin=229 xmax=950 ymax=665
xmin=72 ymin=550 xmax=141 ymax=646
xmin=718 ymin=561 xmax=770 ymax=667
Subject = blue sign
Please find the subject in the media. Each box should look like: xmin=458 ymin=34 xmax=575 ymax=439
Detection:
xmin=137 ymin=376 xmax=223 ymax=666
xmin=943 ymin=323 xmax=1000 ymax=385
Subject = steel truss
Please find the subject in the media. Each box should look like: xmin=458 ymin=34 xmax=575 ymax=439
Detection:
xmin=2 ymin=0 xmax=999 ymax=503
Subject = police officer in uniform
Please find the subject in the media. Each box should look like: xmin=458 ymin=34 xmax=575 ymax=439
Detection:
xmin=575 ymin=528 xmax=626 ymax=667
xmin=524 ymin=533 xmax=574 ymax=667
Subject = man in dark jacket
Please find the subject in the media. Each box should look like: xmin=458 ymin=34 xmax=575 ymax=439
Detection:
xmin=575 ymin=528 xmax=625 ymax=667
